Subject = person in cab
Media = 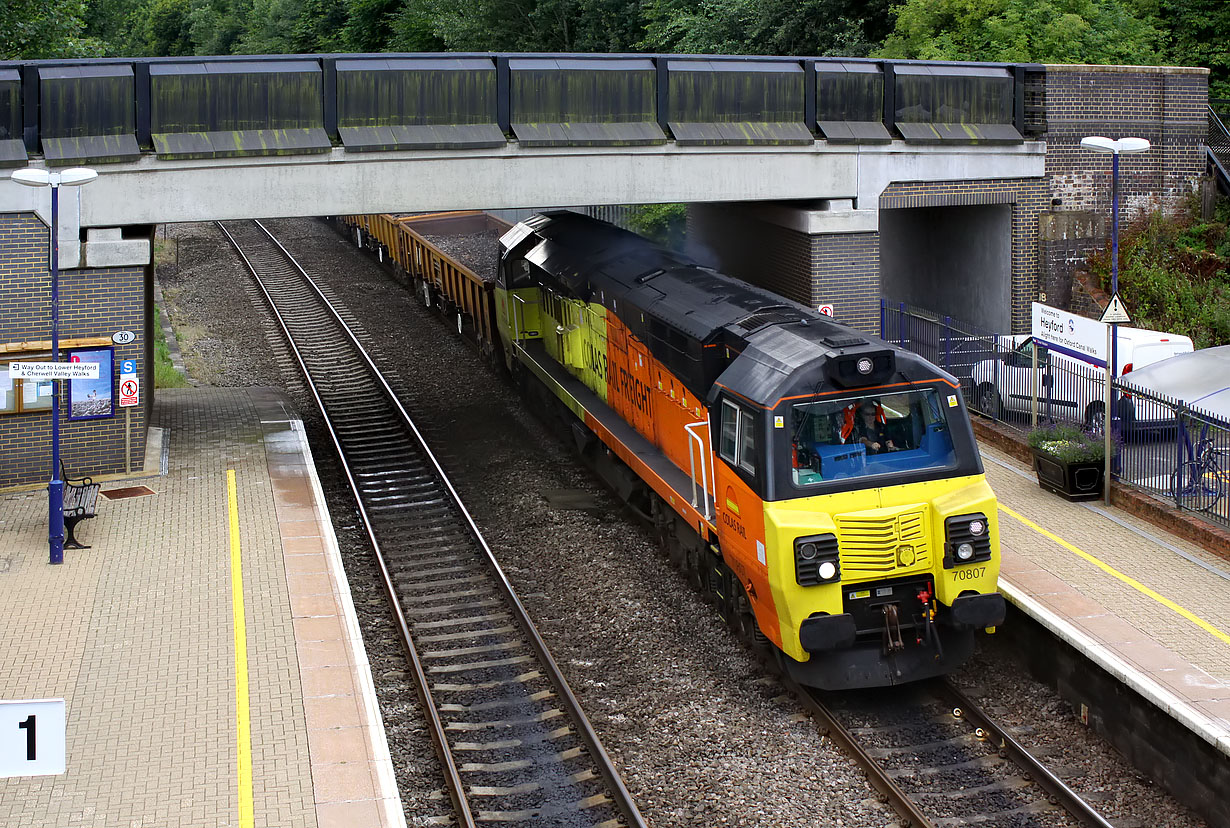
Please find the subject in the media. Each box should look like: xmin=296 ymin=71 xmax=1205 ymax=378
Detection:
xmin=852 ymin=399 xmax=897 ymax=454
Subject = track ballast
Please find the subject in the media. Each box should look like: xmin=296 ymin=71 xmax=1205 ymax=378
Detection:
xmin=218 ymin=219 xmax=645 ymax=828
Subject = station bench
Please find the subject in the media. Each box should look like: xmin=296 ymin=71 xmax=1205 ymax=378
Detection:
xmin=60 ymin=461 xmax=100 ymax=549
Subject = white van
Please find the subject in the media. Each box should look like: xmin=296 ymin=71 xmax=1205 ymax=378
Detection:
xmin=970 ymin=326 xmax=1194 ymax=432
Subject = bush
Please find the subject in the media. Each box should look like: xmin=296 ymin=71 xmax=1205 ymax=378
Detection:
xmin=624 ymin=204 xmax=687 ymax=249
xmin=1027 ymin=423 xmax=1105 ymax=463
xmin=1086 ymin=196 xmax=1230 ymax=349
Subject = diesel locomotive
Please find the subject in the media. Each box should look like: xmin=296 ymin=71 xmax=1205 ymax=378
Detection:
xmin=346 ymin=210 xmax=1006 ymax=690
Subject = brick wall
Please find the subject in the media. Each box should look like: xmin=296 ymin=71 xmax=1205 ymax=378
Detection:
xmin=1038 ymin=65 xmax=1207 ymax=316
xmin=686 ymin=205 xmax=884 ymax=332
xmin=1037 ymin=210 xmax=1102 ymax=309
xmin=1 ymin=212 xmax=147 ymax=488
xmin=1044 ymin=65 xmax=1208 ymax=215
xmin=812 ymin=233 xmax=880 ymax=332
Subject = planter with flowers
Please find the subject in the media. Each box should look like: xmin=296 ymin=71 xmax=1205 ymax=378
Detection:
xmin=1026 ymin=423 xmax=1105 ymax=501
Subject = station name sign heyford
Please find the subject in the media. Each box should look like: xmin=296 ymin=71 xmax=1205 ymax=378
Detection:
xmin=1031 ymin=302 xmax=1109 ymax=368
xmin=9 ymin=362 xmax=100 ymax=381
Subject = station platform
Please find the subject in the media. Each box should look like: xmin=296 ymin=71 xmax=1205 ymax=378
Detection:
xmin=982 ymin=445 xmax=1230 ymax=758
xmin=0 ymin=387 xmax=402 ymax=828
xmin=2 ymin=385 xmax=1228 ymax=827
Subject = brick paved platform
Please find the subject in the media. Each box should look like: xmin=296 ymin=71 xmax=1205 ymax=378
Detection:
xmin=983 ymin=445 xmax=1230 ymax=756
xmin=0 ymin=387 xmax=402 ymax=828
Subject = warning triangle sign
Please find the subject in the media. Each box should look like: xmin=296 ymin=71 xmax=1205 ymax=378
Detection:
xmin=1100 ymin=293 xmax=1132 ymax=324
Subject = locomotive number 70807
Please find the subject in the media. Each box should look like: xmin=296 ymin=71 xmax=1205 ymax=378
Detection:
xmin=953 ymin=566 xmax=986 ymax=581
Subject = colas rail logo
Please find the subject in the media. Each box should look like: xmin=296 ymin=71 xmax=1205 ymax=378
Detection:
xmin=721 ymin=485 xmax=747 ymax=538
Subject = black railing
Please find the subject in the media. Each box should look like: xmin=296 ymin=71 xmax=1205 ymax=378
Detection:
xmin=883 ymin=299 xmax=1230 ymax=530
xmin=1208 ymin=105 xmax=1230 ymax=195
xmin=0 ymin=53 xmax=1041 ymax=168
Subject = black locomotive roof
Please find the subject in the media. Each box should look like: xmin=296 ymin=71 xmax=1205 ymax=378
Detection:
xmin=511 ymin=211 xmax=952 ymax=404
xmin=519 ymin=211 xmax=813 ymax=341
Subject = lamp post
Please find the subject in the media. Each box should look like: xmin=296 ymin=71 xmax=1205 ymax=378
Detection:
xmin=1079 ymin=136 xmax=1150 ymax=388
xmin=11 ymin=166 xmax=98 ymax=565
xmin=1079 ymin=137 xmax=1150 ymax=493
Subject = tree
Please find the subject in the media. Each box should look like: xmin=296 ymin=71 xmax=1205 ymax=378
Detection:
xmin=877 ymin=0 xmax=1160 ymax=64
xmin=342 ymin=0 xmax=404 ymax=52
xmin=1159 ymin=0 xmax=1230 ymax=98
xmin=188 ymin=0 xmax=253 ymax=55
xmin=142 ymin=0 xmax=196 ymax=56
xmin=426 ymin=0 xmax=645 ymax=52
xmin=386 ymin=0 xmax=448 ymax=51
xmin=2 ymin=0 xmax=103 ymax=59
xmin=640 ymin=0 xmax=896 ymax=57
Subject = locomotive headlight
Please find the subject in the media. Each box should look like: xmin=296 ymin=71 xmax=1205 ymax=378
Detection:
xmin=794 ymin=534 xmax=840 ymax=586
xmin=944 ymin=513 xmax=992 ymax=569
xmin=856 ymin=357 xmax=874 ymax=375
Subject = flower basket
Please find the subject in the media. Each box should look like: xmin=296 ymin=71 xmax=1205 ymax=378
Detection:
xmin=1027 ymin=424 xmax=1105 ymax=502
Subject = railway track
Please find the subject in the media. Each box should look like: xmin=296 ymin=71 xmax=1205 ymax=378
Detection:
xmin=218 ymin=219 xmax=646 ymax=828
xmin=792 ymin=675 xmax=1117 ymax=828
xmin=332 ymin=215 xmax=1137 ymax=828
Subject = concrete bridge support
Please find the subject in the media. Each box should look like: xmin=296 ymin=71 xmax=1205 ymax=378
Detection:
xmin=688 ymin=175 xmax=1049 ymax=336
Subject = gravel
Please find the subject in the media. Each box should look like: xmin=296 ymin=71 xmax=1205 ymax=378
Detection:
xmin=157 ymin=216 xmax=1208 ymax=828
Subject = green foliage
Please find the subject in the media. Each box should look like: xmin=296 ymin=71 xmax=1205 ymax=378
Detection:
xmin=6 ymin=0 xmax=1224 ymax=112
xmin=152 ymin=302 xmax=188 ymax=388
xmin=2 ymin=0 xmax=104 ymax=59
xmin=143 ymin=0 xmax=197 ymax=56
xmin=235 ymin=0 xmax=348 ymax=54
xmin=1086 ymin=197 xmax=1230 ymax=350
xmin=1159 ymin=0 xmax=1230 ymax=98
xmin=1028 ymin=422 xmax=1105 ymax=463
xmin=878 ymin=0 xmax=1161 ymax=64
xmin=624 ymin=204 xmax=688 ymax=249
xmin=386 ymin=0 xmax=448 ymax=51
xmin=425 ymin=0 xmax=645 ymax=52
xmin=187 ymin=0 xmax=252 ymax=55
xmin=640 ymin=0 xmax=892 ymax=56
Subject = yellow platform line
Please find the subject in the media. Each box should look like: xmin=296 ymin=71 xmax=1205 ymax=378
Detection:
xmin=227 ymin=470 xmax=255 ymax=828
xmin=999 ymin=503 xmax=1230 ymax=647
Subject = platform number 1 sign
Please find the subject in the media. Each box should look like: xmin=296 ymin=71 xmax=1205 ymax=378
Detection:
xmin=0 ymin=700 xmax=65 ymax=777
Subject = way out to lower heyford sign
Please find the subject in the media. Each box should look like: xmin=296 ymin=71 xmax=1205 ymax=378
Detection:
xmin=8 ymin=362 xmax=100 ymax=381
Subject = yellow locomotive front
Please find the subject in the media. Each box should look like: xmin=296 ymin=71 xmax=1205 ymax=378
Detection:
xmin=710 ymin=338 xmax=1005 ymax=690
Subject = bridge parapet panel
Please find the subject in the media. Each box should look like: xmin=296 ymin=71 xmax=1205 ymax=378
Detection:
xmin=815 ymin=61 xmax=891 ymax=145
xmin=336 ymin=57 xmax=504 ymax=151
xmin=39 ymin=65 xmax=140 ymax=165
xmin=0 ymin=69 xmax=25 ymax=167
xmin=894 ymin=65 xmax=1021 ymax=145
xmin=665 ymin=58 xmax=813 ymax=146
xmin=509 ymin=57 xmax=665 ymax=147
xmin=150 ymin=60 xmax=330 ymax=160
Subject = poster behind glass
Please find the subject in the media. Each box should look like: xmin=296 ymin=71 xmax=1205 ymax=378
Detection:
xmin=68 ymin=347 xmax=114 ymax=420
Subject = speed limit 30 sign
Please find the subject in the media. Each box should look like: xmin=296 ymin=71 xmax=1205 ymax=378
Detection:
xmin=0 ymin=699 xmax=65 ymax=777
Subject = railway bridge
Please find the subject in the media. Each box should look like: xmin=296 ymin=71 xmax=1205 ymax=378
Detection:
xmin=0 ymin=52 xmax=1211 ymax=485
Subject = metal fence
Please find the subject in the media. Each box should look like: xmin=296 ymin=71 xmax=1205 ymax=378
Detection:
xmin=882 ymin=299 xmax=1230 ymax=528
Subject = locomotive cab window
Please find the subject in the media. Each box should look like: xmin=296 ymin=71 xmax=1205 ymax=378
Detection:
xmin=719 ymin=399 xmax=758 ymax=476
xmin=789 ymin=388 xmax=958 ymax=486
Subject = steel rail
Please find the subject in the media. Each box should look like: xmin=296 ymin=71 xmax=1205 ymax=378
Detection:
xmin=217 ymin=220 xmax=476 ymax=826
xmin=220 ymin=218 xmax=647 ymax=828
xmin=782 ymin=673 xmax=936 ymax=828
xmin=935 ymin=679 xmax=1118 ymax=828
